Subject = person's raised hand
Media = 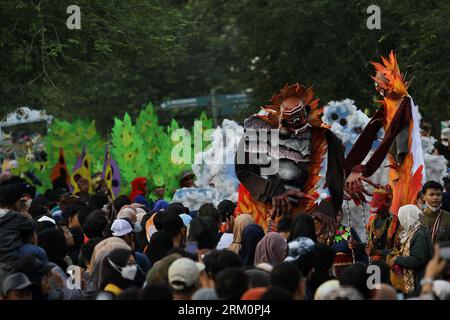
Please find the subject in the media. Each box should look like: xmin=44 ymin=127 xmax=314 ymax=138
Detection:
xmin=424 ymin=244 xmax=448 ymax=280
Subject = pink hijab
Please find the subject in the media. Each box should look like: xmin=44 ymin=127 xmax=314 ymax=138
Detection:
xmin=254 ymin=232 xmax=287 ymax=266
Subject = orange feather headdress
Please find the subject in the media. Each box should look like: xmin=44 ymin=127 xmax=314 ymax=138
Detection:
xmin=371 ymin=51 xmax=409 ymax=97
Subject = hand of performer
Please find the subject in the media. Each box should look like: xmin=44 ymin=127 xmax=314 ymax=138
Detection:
xmin=271 ymin=189 xmax=316 ymax=217
xmin=312 ymin=211 xmax=337 ymax=237
xmin=345 ymin=172 xmax=373 ymax=204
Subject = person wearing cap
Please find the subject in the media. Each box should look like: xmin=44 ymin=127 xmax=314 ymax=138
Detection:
xmin=168 ymin=257 xmax=205 ymax=300
xmin=2 ymin=272 xmax=35 ymax=300
xmin=110 ymin=219 xmax=150 ymax=273
xmin=179 ymin=171 xmax=196 ymax=189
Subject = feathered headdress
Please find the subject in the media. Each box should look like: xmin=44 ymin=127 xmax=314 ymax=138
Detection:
xmin=371 ymin=51 xmax=409 ymax=97
xmin=256 ymin=83 xmax=324 ymax=128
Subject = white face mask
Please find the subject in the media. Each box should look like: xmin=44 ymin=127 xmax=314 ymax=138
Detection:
xmin=426 ymin=204 xmax=441 ymax=212
xmin=121 ymin=265 xmax=137 ymax=281
xmin=108 ymin=258 xmax=138 ymax=281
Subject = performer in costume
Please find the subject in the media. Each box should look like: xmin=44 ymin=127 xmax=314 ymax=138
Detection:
xmin=365 ymin=184 xmax=400 ymax=262
xmin=331 ymin=210 xmax=368 ymax=278
xmin=344 ymin=51 xmax=425 ymax=232
xmin=235 ymin=83 xmax=345 ymax=239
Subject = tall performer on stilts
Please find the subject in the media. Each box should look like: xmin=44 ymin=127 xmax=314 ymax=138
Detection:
xmin=234 ymin=83 xmax=345 ymax=241
xmin=344 ymin=51 xmax=425 ymax=236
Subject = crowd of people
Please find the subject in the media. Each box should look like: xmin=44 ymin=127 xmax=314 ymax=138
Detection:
xmin=0 ymin=169 xmax=449 ymax=301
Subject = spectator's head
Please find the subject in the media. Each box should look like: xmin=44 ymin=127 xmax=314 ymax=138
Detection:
xmin=188 ymin=218 xmax=219 ymax=250
xmin=198 ymin=203 xmax=221 ymax=229
xmin=59 ymin=194 xmax=84 ymax=214
xmin=441 ymin=128 xmax=450 ymax=146
xmin=270 ymin=262 xmax=305 ymax=300
xmin=113 ymin=195 xmax=131 ymax=212
xmin=2 ymin=273 xmax=35 ymax=300
xmin=398 ymin=204 xmax=422 ymax=233
xmin=421 ymin=122 xmax=432 ymax=137
xmin=314 ymin=243 xmax=335 ymax=273
xmin=203 ymin=250 xmax=242 ymax=282
xmin=167 ymin=202 xmax=188 ymax=215
xmin=245 ymin=268 xmax=270 ymax=288
xmin=37 ymin=228 xmax=68 ymax=270
xmin=260 ymin=287 xmax=293 ymax=300
xmin=146 ymin=253 xmax=182 ymax=286
xmin=110 ymin=219 xmax=135 ymax=250
xmin=162 ymin=212 xmax=186 ymax=247
xmin=13 ymin=255 xmax=54 ymax=299
xmin=288 ymin=213 xmax=317 ymax=242
xmin=179 ymin=171 xmax=195 ymax=188
xmin=254 ymin=232 xmax=288 ymax=266
xmin=371 ymin=283 xmax=398 ymax=300
xmin=314 ymin=279 xmax=341 ymax=300
xmin=218 ymin=200 xmax=235 ymax=222
xmin=77 ymin=178 xmax=90 ymax=193
xmin=79 ymin=237 xmax=103 ymax=269
xmin=146 ymin=231 xmax=174 ymax=266
xmin=78 ymin=205 xmax=97 ymax=230
xmin=239 ymin=224 xmax=265 ymax=266
xmin=192 ymin=288 xmax=218 ymax=300
xmin=229 ymin=214 xmax=254 ymax=254
xmin=0 ymin=184 xmax=23 ymax=210
xmin=99 ymin=248 xmax=136 ymax=292
xmin=62 ymin=205 xmax=84 ymax=228
xmin=339 ymin=263 xmax=371 ymax=299
xmin=422 ymin=180 xmax=444 ymax=211
xmin=215 ymin=267 xmax=248 ymax=300
xmin=285 ymin=237 xmax=317 ymax=278
xmin=89 ymin=193 xmax=109 ymax=209
xmin=28 ymin=202 xmax=49 ymax=219
xmin=83 ymin=210 xmax=108 ymax=239
xmin=168 ymin=257 xmax=205 ymax=299
xmin=277 ymin=216 xmax=292 ymax=239
xmin=153 ymin=212 xmax=164 ymax=231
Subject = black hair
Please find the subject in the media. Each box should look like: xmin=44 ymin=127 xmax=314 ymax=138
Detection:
xmin=28 ymin=202 xmax=48 ymax=219
xmin=270 ymin=262 xmax=301 ymax=295
xmin=162 ymin=212 xmax=184 ymax=238
xmin=339 ymin=262 xmax=371 ymax=300
xmin=260 ymin=287 xmax=293 ymax=300
xmin=61 ymin=205 xmax=83 ymax=224
xmin=79 ymin=237 xmax=103 ymax=269
xmin=78 ymin=205 xmax=98 ymax=230
xmin=422 ymin=180 xmax=444 ymax=194
xmin=166 ymin=247 xmax=197 ymax=261
xmin=277 ymin=216 xmax=292 ymax=233
xmin=89 ymin=193 xmax=109 ymax=209
xmin=188 ymin=218 xmax=219 ymax=250
xmin=215 ymin=267 xmax=248 ymax=300
xmin=203 ymin=250 xmax=241 ymax=281
xmin=32 ymin=195 xmax=54 ymax=211
xmin=218 ymin=199 xmax=236 ymax=222
xmin=0 ymin=184 xmax=23 ymax=207
xmin=166 ymin=202 xmax=188 ymax=215
xmin=141 ymin=283 xmax=173 ymax=300
xmin=83 ymin=210 xmax=108 ymax=239
xmin=113 ymin=195 xmax=131 ymax=212
xmin=245 ymin=268 xmax=270 ymax=288
xmin=153 ymin=212 xmax=164 ymax=231
xmin=198 ymin=203 xmax=221 ymax=227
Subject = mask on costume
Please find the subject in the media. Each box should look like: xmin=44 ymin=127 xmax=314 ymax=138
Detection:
xmin=278 ymin=97 xmax=309 ymax=134
xmin=369 ymin=185 xmax=393 ymax=216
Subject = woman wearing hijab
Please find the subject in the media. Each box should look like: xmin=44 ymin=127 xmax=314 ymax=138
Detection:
xmin=128 ymin=177 xmax=151 ymax=209
xmin=227 ymin=214 xmax=254 ymax=254
xmin=388 ymin=204 xmax=433 ymax=297
xmin=254 ymin=232 xmax=288 ymax=266
xmin=288 ymin=213 xmax=318 ymax=243
xmin=239 ymin=224 xmax=265 ymax=266
xmin=99 ymin=248 xmax=138 ymax=296
xmin=145 ymin=231 xmax=174 ymax=267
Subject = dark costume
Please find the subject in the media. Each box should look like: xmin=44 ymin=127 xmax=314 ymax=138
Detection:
xmin=235 ymin=84 xmax=345 ymax=236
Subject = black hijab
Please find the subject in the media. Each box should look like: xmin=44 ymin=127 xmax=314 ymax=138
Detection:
xmin=37 ymin=228 xmax=68 ymax=270
xmin=288 ymin=213 xmax=318 ymax=242
xmin=145 ymin=231 xmax=174 ymax=266
xmin=99 ymin=248 xmax=134 ymax=291
xmin=239 ymin=224 xmax=265 ymax=266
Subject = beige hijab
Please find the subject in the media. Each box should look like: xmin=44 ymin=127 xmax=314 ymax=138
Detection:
xmin=227 ymin=214 xmax=254 ymax=254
